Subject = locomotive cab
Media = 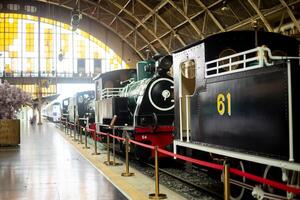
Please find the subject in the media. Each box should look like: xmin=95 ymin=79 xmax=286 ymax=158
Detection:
xmin=172 ymin=31 xmax=300 ymax=199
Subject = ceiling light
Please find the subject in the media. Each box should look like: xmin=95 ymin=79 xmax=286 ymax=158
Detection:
xmin=221 ymin=0 xmax=229 ymax=11
xmin=71 ymin=9 xmax=82 ymax=31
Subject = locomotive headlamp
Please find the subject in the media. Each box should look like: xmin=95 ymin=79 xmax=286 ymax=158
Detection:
xmin=156 ymin=55 xmax=173 ymax=70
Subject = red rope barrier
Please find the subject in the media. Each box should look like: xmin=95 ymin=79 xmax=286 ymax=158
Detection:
xmin=63 ymin=125 xmax=300 ymax=194
xmin=109 ymin=134 xmax=125 ymax=141
xmin=158 ymin=148 xmax=300 ymax=194
xmin=158 ymin=148 xmax=223 ymax=170
xmin=230 ymin=168 xmax=300 ymax=195
xmin=129 ymin=139 xmax=155 ymax=150
xmin=95 ymin=131 xmax=107 ymax=136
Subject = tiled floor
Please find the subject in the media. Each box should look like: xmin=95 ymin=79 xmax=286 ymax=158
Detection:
xmin=0 ymin=121 xmax=127 ymax=200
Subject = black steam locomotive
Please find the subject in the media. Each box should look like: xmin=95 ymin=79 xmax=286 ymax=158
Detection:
xmin=95 ymin=56 xmax=174 ymax=159
xmin=172 ymin=31 xmax=300 ymax=199
xmin=63 ymin=90 xmax=95 ymax=128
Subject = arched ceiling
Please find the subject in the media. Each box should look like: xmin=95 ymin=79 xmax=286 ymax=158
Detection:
xmin=37 ymin=0 xmax=300 ymax=59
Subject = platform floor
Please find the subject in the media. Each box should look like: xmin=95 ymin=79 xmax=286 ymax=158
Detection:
xmin=0 ymin=122 xmax=127 ymax=200
xmin=0 ymin=121 xmax=185 ymax=200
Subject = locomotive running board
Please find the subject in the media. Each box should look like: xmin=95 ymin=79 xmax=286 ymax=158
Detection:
xmin=173 ymin=140 xmax=300 ymax=171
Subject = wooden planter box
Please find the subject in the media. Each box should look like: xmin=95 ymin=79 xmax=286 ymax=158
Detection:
xmin=0 ymin=119 xmax=20 ymax=146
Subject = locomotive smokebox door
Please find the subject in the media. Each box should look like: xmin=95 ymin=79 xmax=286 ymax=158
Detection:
xmin=148 ymin=78 xmax=174 ymax=112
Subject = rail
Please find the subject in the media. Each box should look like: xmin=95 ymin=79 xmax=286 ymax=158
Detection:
xmin=61 ymin=121 xmax=300 ymax=198
xmin=101 ymin=88 xmax=123 ymax=99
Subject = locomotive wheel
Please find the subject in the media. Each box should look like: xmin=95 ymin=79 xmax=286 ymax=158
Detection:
xmin=263 ymin=166 xmax=285 ymax=196
xmin=228 ymin=160 xmax=246 ymax=200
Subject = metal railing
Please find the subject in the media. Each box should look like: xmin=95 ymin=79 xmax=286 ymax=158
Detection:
xmin=205 ymin=46 xmax=267 ymax=78
xmin=101 ymin=88 xmax=123 ymax=99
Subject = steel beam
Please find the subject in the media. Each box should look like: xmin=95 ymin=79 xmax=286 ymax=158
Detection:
xmin=278 ymin=0 xmax=300 ymax=32
xmin=167 ymin=0 xmax=204 ymax=38
xmin=247 ymin=0 xmax=273 ymax=32
xmin=108 ymin=0 xmax=170 ymax=53
xmin=138 ymin=0 xmax=223 ymax=51
xmin=37 ymin=0 xmax=147 ymax=59
xmin=194 ymin=0 xmax=225 ymax=31
xmin=227 ymin=0 xmax=300 ymax=31
xmin=124 ymin=0 xmax=168 ymax=38
xmin=139 ymin=0 xmax=300 ymax=52
xmin=81 ymin=0 xmax=159 ymax=54
xmin=109 ymin=0 xmax=131 ymax=26
xmin=136 ymin=0 xmax=186 ymax=46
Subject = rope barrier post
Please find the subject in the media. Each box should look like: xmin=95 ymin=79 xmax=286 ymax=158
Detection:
xmin=66 ymin=119 xmax=69 ymax=135
xmin=63 ymin=118 xmax=66 ymax=133
xmin=149 ymin=146 xmax=167 ymax=199
xmin=224 ymin=163 xmax=231 ymax=200
xmin=121 ymin=136 xmax=134 ymax=177
xmin=69 ymin=122 xmax=73 ymax=138
xmin=92 ymin=129 xmax=100 ymax=155
xmin=83 ymin=117 xmax=90 ymax=149
xmin=103 ymin=132 xmax=113 ymax=165
xmin=66 ymin=121 xmax=68 ymax=135
xmin=78 ymin=125 xmax=83 ymax=144
xmin=72 ymin=117 xmax=78 ymax=141
xmin=104 ymin=116 xmax=117 ymax=165
xmin=112 ymin=127 xmax=122 ymax=166
xmin=67 ymin=122 xmax=70 ymax=135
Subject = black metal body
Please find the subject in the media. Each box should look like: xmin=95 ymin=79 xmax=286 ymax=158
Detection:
xmin=62 ymin=97 xmax=70 ymax=121
xmin=76 ymin=90 xmax=95 ymax=124
xmin=131 ymin=75 xmax=174 ymax=127
xmin=173 ymin=31 xmax=300 ymax=162
xmin=101 ymin=97 xmax=130 ymax=125
xmin=94 ymin=69 xmax=136 ymax=126
xmin=95 ymin=68 xmax=174 ymax=128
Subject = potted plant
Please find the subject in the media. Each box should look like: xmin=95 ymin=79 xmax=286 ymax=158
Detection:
xmin=0 ymin=80 xmax=31 ymax=146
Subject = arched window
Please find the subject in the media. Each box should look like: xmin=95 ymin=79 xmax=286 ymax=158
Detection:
xmin=0 ymin=13 xmax=128 ymax=77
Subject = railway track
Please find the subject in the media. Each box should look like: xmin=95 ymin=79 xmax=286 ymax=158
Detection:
xmin=142 ymin=161 xmax=223 ymax=199
xmin=59 ymin=125 xmax=299 ymax=200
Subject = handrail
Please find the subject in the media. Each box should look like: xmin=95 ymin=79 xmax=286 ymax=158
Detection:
xmin=205 ymin=46 xmax=300 ymax=78
xmin=205 ymin=47 xmax=263 ymax=78
xmin=101 ymin=88 xmax=123 ymax=99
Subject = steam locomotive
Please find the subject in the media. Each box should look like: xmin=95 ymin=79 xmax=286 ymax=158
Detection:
xmin=62 ymin=90 xmax=95 ymax=128
xmin=172 ymin=31 xmax=300 ymax=199
xmin=94 ymin=55 xmax=174 ymax=159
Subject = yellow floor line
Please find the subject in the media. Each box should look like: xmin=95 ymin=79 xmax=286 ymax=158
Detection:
xmin=55 ymin=125 xmax=186 ymax=200
xmin=56 ymin=127 xmax=149 ymax=200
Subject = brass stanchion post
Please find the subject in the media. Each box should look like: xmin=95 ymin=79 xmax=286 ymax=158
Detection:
xmin=72 ymin=119 xmax=77 ymax=141
xmin=66 ymin=122 xmax=68 ymax=135
xmin=67 ymin=122 xmax=70 ymax=135
xmin=92 ymin=130 xmax=100 ymax=155
xmin=121 ymin=137 xmax=134 ymax=177
xmin=224 ymin=163 xmax=231 ymax=200
xmin=112 ymin=127 xmax=122 ymax=166
xmin=78 ymin=125 xmax=83 ymax=144
xmin=104 ymin=132 xmax=113 ymax=165
xmin=69 ymin=123 xmax=73 ymax=137
xmin=104 ymin=115 xmax=117 ymax=165
xmin=65 ymin=118 xmax=68 ymax=135
xmin=83 ymin=117 xmax=90 ymax=149
xmin=63 ymin=119 xmax=66 ymax=133
xmin=149 ymin=146 xmax=167 ymax=199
